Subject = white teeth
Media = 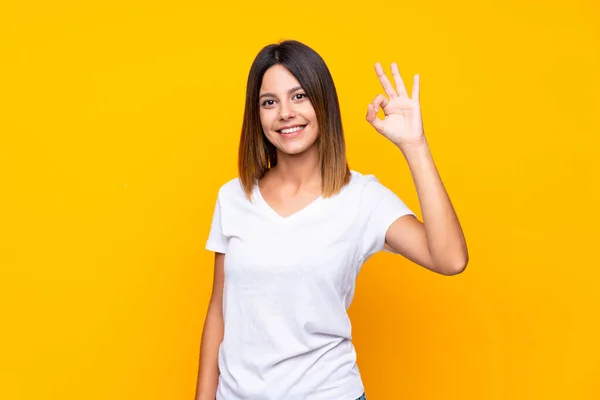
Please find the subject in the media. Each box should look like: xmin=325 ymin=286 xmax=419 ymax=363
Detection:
xmin=280 ymin=126 xmax=304 ymax=134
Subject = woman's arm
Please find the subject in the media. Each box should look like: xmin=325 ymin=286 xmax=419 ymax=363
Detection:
xmin=385 ymin=141 xmax=468 ymax=275
xmin=366 ymin=62 xmax=468 ymax=275
xmin=195 ymin=253 xmax=225 ymax=400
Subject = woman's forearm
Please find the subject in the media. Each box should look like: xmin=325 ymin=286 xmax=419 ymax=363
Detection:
xmin=195 ymin=305 xmax=223 ymax=400
xmin=400 ymin=139 xmax=468 ymax=273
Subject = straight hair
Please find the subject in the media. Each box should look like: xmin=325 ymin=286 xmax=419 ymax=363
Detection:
xmin=238 ymin=40 xmax=351 ymax=199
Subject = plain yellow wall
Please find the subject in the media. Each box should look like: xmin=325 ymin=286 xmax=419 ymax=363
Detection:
xmin=1 ymin=1 xmax=599 ymax=399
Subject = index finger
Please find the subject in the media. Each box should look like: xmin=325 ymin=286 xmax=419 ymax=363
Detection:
xmin=374 ymin=62 xmax=397 ymax=99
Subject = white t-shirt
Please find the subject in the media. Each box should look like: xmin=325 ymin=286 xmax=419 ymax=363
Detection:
xmin=205 ymin=170 xmax=415 ymax=400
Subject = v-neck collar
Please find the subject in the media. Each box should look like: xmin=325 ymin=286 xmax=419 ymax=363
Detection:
xmin=253 ymin=182 xmax=324 ymax=223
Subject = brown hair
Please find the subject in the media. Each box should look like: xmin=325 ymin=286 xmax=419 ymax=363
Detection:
xmin=238 ymin=40 xmax=351 ymax=199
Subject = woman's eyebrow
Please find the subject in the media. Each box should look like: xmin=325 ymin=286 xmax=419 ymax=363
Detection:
xmin=259 ymin=86 xmax=303 ymax=99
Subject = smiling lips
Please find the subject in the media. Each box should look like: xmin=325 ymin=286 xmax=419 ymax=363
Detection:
xmin=277 ymin=124 xmax=307 ymax=134
xmin=275 ymin=124 xmax=307 ymax=140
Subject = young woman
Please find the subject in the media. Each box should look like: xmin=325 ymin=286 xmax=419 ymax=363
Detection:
xmin=195 ymin=40 xmax=468 ymax=400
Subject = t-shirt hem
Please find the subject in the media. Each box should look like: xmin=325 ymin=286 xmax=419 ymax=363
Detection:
xmin=216 ymin=387 xmax=365 ymax=400
xmin=380 ymin=210 xmax=417 ymax=254
xmin=348 ymin=387 xmax=366 ymax=400
xmin=205 ymin=240 xmax=227 ymax=254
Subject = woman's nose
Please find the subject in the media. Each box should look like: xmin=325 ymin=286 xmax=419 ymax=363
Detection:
xmin=279 ymin=102 xmax=295 ymax=119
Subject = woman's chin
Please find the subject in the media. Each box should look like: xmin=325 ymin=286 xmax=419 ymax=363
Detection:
xmin=277 ymin=141 xmax=318 ymax=157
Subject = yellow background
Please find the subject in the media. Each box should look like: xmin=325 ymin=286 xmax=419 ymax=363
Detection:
xmin=1 ymin=1 xmax=599 ymax=399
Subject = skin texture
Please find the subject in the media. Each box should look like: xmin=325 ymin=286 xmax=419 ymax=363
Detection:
xmin=255 ymin=64 xmax=323 ymax=219
xmin=258 ymin=64 xmax=319 ymax=157
xmin=365 ymin=62 xmax=468 ymax=275
xmin=195 ymin=253 xmax=224 ymax=400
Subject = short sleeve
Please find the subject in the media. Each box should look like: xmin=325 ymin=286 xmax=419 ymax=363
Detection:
xmin=205 ymin=195 xmax=229 ymax=254
xmin=360 ymin=177 xmax=416 ymax=260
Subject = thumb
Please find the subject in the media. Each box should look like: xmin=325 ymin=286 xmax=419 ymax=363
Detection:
xmin=366 ymin=104 xmax=384 ymax=133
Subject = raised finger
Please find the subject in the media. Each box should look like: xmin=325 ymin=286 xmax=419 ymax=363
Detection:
xmin=374 ymin=62 xmax=397 ymax=99
xmin=412 ymin=74 xmax=420 ymax=101
xmin=391 ymin=63 xmax=408 ymax=97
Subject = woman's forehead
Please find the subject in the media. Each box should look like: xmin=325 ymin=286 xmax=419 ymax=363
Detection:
xmin=260 ymin=65 xmax=301 ymax=93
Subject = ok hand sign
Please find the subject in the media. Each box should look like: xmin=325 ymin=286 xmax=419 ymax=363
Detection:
xmin=366 ymin=62 xmax=425 ymax=150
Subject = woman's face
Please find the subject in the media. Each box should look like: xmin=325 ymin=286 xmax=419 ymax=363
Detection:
xmin=258 ymin=64 xmax=319 ymax=156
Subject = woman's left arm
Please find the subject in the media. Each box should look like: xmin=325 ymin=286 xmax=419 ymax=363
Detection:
xmin=366 ymin=62 xmax=468 ymax=276
xmin=386 ymin=140 xmax=468 ymax=276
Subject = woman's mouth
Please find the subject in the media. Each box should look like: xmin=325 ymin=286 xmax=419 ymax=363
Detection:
xmin=276 ymin=125 xmax=307 ymax=139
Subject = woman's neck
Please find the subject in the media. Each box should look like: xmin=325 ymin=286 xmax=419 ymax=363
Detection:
xmin=268 ymin=144 xmax=321 ymax=189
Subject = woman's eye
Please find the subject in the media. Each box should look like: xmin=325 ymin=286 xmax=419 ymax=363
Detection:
xmin=261 ymin=94 xmax=306 ymax=107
